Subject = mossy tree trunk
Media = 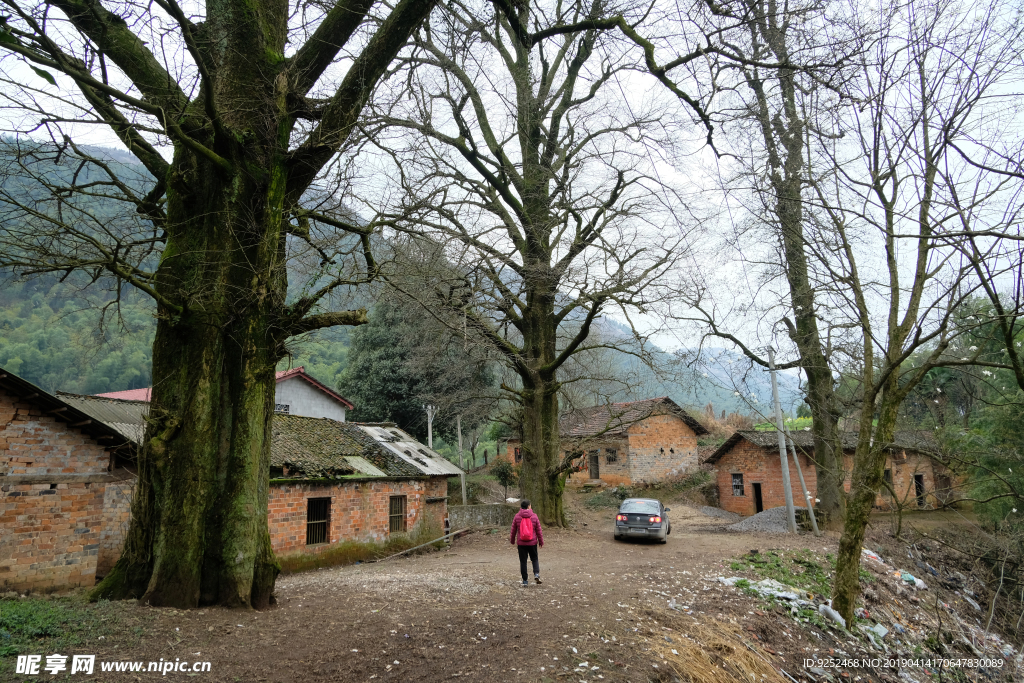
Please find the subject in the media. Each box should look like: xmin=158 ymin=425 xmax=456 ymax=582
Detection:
xmin=0 ymin=0 xmax=435 ymax=608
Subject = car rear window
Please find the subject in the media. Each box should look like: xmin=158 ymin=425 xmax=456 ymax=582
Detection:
xmin=620 ymin=501 xmax=659 ymax=513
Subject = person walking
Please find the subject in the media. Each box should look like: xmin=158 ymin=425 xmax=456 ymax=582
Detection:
xmin=510 ymin=499 xmax=543 ymax=586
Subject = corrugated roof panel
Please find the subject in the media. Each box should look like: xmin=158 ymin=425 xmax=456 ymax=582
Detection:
xmin=343 ymin=456 xmax=388 ymax=477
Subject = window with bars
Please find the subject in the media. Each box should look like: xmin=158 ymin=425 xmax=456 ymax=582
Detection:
xmin=275 ymin=403 xmax=290 ymax=413
xmin=306 ymin=498 xmax=330 ymax=545
xmin=605 ymin=448 xmax=618 ymax=463
xmin=732 ymin=473 xmax=744 ymax=496
xmin=389 ymin=496 xmax=407 ymax=533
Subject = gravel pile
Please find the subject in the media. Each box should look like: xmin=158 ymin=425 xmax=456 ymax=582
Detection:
xmin=727 ymin=505 xmax=807 ymax=533
xmin=699 ymin=506 xmax=741 ymax=522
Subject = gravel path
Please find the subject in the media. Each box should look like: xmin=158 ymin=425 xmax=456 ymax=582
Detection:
xmin=699 ymin=506 xmax=742 ymax=521
xmin=727 ymin=505 xmax=807 ymax=533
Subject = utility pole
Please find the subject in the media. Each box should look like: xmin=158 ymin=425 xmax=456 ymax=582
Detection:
xmin=457 ymin=414 xmax=467 ymax=505
xmin=785 ymin=425 xmax=821 ymax=536
xmin=424 ymin=404 xmax=437 ymax=449
xmin=768 ymin=348 xmax=798 ymax=534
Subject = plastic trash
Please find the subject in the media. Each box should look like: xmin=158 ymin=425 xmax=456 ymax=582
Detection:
xmin=962 ymin=595 xmax=981 ymax=611
xmin=861 ymin=548 xmax=885 ymax=564
xmin=818 ymin=602 xmax=847 ymax=629
xmin=914 ymin=578 xmax=928 ymax=590
xmin=901 ymin=571 xmax=916 ymax=584
xmin=870 ymin=624 xmax=889 ymax=639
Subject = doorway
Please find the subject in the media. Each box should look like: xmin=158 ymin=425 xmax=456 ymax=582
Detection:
xmin=588 ymin=452 xmax=600 ymax=480
xmin=914 ymin=474 xmax=926 ymax=507
xmin=752 ymin=483 xmax=764 ymax=514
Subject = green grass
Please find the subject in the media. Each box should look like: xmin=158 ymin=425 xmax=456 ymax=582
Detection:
xmin=277 ymin=524 xmax=446 ymax=574
xmin=727 ymin=549 xmax=875 ymax=598
xmin=754 ymin=417 xmax=814 ymax=431
xmin=0 ymin=596 xmax=124 ymax=659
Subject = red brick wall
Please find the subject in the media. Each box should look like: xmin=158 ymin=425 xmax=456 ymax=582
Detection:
xmin=716 ymin=439 xmax=949 ymax=516
xmin=840 ymin=451 xmax=941 ymax=510
xmin=714 ymin=440 xmax=819 ymax=516
xmin=625 ymin=415 xmax=699 ymax=483
xmin=98 ymin=478 xmax=135 ymax=577
xmin=565 ymin=437 xmax=631 ymax=486
xmin=267 ymin=477 xmax=447 ymax=558
xmin=0 ymin=388 xmax=109 ymax=591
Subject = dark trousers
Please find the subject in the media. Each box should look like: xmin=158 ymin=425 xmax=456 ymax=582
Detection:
xmin=517 ymin=544 xmax=540 ymax=581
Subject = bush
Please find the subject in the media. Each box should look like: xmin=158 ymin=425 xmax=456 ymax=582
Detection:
xmin=490 ymin=458 xmax=518 ymax=498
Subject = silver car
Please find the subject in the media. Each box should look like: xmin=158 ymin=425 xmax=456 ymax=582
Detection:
xmin=613 ymin=498 xmax=671 ymax=543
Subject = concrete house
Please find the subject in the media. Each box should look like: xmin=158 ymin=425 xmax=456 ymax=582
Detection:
xmin=706 ymin=430 xmax=959 ymax=517
xmin=506 ymin=397 xmax=709 ymax=486
xmin=1 ymin=366 xmax=460 ymax=592
xmin=97 ymin=365 xmax=354 ymax=422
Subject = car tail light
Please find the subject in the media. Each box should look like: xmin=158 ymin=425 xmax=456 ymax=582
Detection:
xmin=649 ymin=516 xmax=662 ymax=523
xmin=616 ymin=514 xmax=626 ymax=521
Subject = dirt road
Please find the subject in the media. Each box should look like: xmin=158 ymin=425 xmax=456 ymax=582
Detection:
xmin=73 ymin=496 xmax=830 ymax=683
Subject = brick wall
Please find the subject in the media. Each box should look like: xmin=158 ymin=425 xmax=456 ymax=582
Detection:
xmin=716 ymin=438 xmax=949 ymax=516
xmin=565 ymin=437 xmax=631 ymax=486
xmin=625 ymin=414 xmax=699 ymax=483
xmin=267 ymin=477 xmax=447 ymax=558
xmin=98 ymin=478 xmax=135 ymax=577
xmin=840 ymin=451 xmax=941 ymax=510
xmin=714 ymin=439 xmax=819 ymax=516
xmin=0 ymin=388 xmax=109 ymax=591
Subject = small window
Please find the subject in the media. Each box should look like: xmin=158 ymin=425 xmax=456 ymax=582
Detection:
xmin=883 ymin=469 xmax=893 ymax=495
xmin=514 ymin=447 xmax=522 ymax=463
xmin=306 ymin=498 xmax=330 ymax=545
xmin=606 ymin=448 xmax=618 ymax=463
xmin=732 ymin=473 xmax=744 ymax=496
xmin=275 ymin=403 xmax=290 ymax=413
xmin=389 ymin=495 xmax=407 ymax=533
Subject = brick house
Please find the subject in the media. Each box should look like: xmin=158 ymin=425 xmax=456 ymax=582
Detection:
xmin=2 ymin=366 xmax=460 ymax=592
xmin=97 ymin=365 xmax=355 ymax=422
xmin=506 ymin=397 xmax=708 ymax=486
xmin=706 ymin=430 xmax=958 ymax=516
xmin=0 ymin=370 xmax=135 ymax=592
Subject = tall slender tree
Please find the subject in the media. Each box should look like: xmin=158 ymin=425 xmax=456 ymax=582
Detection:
xmin=355 ymin=0 xmax=696 ymax=524
xmin=0 ymin=0 xmax=436 ymax=608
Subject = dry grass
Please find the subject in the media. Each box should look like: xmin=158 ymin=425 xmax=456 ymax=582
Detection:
xmin=656 ymin=620 xmax=788 ymax=683
xmin=277 ymin=524 xmax=445 ymax=574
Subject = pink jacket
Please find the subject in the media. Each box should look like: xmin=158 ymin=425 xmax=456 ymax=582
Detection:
xmin=510 ymin=509 xmax=544 ymax=546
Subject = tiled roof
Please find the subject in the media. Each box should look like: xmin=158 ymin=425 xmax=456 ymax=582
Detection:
xmin=704 ymin=429 xmax=939 ymax=464
xmin=53 ymin=392 xmax=458 ymax=480
xmin=560 ymin=397 xmax=708 ymax=439
xmin=271 ymin=415 xmax=421 ymax=478
xmin=96 ymin=367 xmax=355 ymax=410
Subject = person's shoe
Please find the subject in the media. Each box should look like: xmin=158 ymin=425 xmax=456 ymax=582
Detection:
xmin=534 ymin=576 xmax=542 ymax=584
xmin=521 ymin=580 xmax=529 ymax=586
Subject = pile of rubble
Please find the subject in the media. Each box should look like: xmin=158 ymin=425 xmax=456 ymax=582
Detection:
xmin=712 ymin=546 xmax=1021 ymax=682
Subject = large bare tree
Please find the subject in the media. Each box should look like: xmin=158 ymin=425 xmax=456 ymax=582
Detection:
xmin=0 ymin=0 xmax=435 ymax=607
xmin=806 ymin=0 xmax=1024 ymax=622
xmin=351 ymin=0 xmax=697 ymax=525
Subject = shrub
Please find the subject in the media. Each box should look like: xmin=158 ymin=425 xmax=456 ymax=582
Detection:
xmin=490 ymin=458 xmax=518 ymax=499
